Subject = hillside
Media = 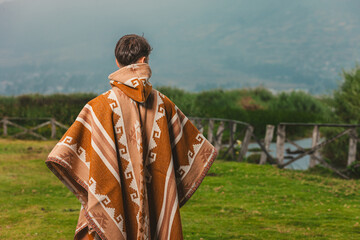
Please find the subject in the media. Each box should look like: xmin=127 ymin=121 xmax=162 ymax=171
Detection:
xmin=1 ymin=0 xmax=360 ymax=95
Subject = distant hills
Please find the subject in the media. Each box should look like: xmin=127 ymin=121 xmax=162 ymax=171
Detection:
xmin=0 ymin=0 xmax=359 ymax=95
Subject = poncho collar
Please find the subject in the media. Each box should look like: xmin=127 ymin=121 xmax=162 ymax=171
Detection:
xmin=108 ymin=63 xmax=152 ymax=103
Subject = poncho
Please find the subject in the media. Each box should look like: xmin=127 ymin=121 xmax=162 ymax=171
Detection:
xmin=46 ymin=63 xmax=217 ymax=240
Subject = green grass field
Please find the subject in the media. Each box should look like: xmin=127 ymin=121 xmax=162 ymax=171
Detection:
xmin=0 ymin=139 xmax=359 ymax=239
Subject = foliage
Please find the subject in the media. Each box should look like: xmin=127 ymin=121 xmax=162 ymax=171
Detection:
xmin=347 ymin=161 xmax=360 ymax=179
xmin=251 ymin=86 xmax=275 ymax=102
xmin=333 ymin=65 xmax=360 ymax=123
xmin=156 ymin=86 xmax=196 ymax=115
xmin=0 ymin=93 xmax=96 ymax=125
xmin=270 ymin=91 xmax=327 ymax=113
xmin=322 ymin=65 xmax=360 ymax=167
xmin=1 ymin=139 xmax=360 ymax=239
xmin=244 ymin=153 xmax=261 ymax=164
xmin=159 ymin=87 xmax=330 ymax=137
xmin=0 ymin=87 xmax=332 ymax=138
xmin=321 ymin=128 xmax=349 ymax=168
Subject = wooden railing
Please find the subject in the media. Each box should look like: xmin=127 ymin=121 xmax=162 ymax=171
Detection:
xmin=188 ymin=117 xmax=274 ymax=163
xmin=189 ymin=117 xmax=252 ymax=161
xmin=0 ymin=116 xmax=267 ymax=162
xmin=272 ymin=123 xmax=360 ymax=179
xmin=0 ymin=117 xmax=68 ymax=140
xmin=1 ymin=117 xmax=358 ymax=178
xmin=190 ymin=120 xmax=360 ymax=179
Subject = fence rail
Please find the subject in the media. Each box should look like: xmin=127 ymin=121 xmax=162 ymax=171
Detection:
xmin=189 ymin=117 xmax=256 ymax=160
xmin=1 ymin=117 xmax=358 ymax=178
xmin=0 ymin=116 xmax=267 ymax=162
xmin=0 ymin=117 xmax=68 ymax=140
xmin=273 ymin=122 xmax=360 ymax=179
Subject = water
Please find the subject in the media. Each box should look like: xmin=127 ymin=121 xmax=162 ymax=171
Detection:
xmin=247 ymin=138 xmax=314 ymax=170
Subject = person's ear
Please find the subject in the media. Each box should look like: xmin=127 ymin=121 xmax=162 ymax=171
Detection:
xmin=115 ymin=59 xmax=121 ymax=68
xmin=137 ymin=56 xmax=146 ymax=63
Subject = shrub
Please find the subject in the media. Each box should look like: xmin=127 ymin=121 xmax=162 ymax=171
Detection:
xmin=321 ymin=65 xmax=360 ymax=167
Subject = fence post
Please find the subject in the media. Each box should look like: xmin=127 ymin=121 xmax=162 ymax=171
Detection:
xmin=195 ymin=119 xmax=204 ymax=134
xmin=207 ymin=119 xmax=214 ymax=144
xmin=276 ymin=124 xmax=286 ymax=165
xmin=51 ymin=118 xmax=56 ymax=139
xmin=3 ymin=117 xmax=8 ymax=136
xmin=348 ymin=128 xmax=357 ymax=166
xmin=238 ymin=125 xmax=253 ymax=161
xmin=309 ymin=125 xmax=320 ymax=168
xmin=228 ymin=121 xmax=237 ymax=159
xmin=214 ymin=121 xmax=225 ymax=152
xmin=260 ymin=125 xmax=275 ymax=164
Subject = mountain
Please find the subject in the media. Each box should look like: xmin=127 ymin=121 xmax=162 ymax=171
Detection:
xmin=0 ymin=0 xmax=359 ymax=95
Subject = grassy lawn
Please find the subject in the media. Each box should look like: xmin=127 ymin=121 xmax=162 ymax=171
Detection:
xmin=0 ymin=139 xmax=359 ymax=239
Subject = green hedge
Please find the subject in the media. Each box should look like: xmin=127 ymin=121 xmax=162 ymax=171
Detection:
xmin=0 ymin=87 xmax=331 ymax=137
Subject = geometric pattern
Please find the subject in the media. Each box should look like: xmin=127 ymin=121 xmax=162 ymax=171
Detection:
xmin=46 ymin=63 xmax=217 ymax=240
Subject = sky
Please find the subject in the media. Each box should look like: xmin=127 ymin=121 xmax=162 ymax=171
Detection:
xmin=0 ymin=0 xmax=360 ymax=95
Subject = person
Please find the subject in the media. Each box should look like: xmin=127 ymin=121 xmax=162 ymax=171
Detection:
xmin=46 ymin=34 xmax=217 ymax=240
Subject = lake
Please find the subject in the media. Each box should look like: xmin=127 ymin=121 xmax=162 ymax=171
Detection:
xmin=248 ymin=138 xmax=314 ymax=170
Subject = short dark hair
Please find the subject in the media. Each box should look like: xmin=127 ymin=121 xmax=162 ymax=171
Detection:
xmin=114 ymin=34 xmax=152 ymax=66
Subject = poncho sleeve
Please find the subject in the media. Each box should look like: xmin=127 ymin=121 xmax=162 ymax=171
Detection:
xmin=162 ymin=95 xmax=218 ymax=207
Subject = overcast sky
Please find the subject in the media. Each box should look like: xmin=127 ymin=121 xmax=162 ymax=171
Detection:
xmin=1 ymin=0 xmax=360 ymax=95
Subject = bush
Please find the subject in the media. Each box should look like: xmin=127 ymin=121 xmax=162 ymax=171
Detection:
xmin=0 ymin=87 xmax=331 ymax=140
xmin=0 ymin=93 xmax=96 ymax=124
xmin=322 ymin=65 xmax=360 ymax=167
xmin=269 ymin=91 xmax=332 ymax=121
xmin=245 ymin=154 xmax=261 ymax=164
xmin=333 ymin=65 xmax=360 ymax=123
xmin=347 ymin=161 xmax=360 ymax=179
xmin=321 ymin=128 xmax=350 ymax=168
xmin=156 ymin=86 xmax=196 ymax=115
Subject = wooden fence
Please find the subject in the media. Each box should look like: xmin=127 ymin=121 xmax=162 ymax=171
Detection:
xmin=1 ymin=117 xmax=358 ymax=178
xmin=189 ymin=117 xmax=274 ymax=163
xmin=0 ymin=117 xmax=68 ymax=140
xmin=267 ymin=123 xmax=360 ymax=179
xmin=191 ymin=120 xmax=360 ymax=179
xmin=0 ymin=116 xmax=271 ymax=162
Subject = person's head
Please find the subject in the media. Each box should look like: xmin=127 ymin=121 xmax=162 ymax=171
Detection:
xmin=114 ymin=34 xmax=152 ymax=68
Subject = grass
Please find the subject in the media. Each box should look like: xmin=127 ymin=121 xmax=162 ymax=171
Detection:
xmin=0 ymin=139 xmax=359 ymax=239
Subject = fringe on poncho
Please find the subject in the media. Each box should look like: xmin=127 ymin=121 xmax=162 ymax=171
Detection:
xmin=46 ymin=63 xmax=217 ymax=240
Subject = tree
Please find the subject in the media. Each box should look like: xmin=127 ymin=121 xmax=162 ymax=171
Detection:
xmin=333 ymin=64 xmax=360 ymax=123
xmin=322 ymin=64 xmax=360 ymax=171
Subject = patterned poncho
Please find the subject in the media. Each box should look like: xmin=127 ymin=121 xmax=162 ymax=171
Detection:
xmin=46 ymin=63 xmax=217 ymax=240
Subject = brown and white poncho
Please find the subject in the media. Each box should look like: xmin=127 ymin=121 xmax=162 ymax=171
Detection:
xmin=46 ymin=63 xmax=217 ymax=240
